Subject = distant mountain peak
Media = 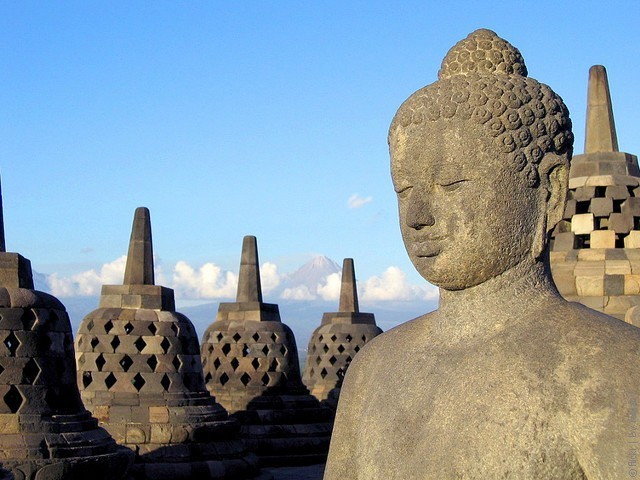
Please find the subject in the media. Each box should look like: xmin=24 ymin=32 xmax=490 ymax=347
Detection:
xmin=283 ymin=255 xmax=341 ymax=290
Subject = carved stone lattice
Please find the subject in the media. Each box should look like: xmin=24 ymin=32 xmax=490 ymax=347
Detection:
xmin=75 ymin=208 xmax=259 ymax=480
xmin=201 ymin=236 xmax=333 ymax=466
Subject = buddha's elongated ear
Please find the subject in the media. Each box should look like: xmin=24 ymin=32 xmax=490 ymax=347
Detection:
xmin=532 ymin=154 xmax=569 ymax=259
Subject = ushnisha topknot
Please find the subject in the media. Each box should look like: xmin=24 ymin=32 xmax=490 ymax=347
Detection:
xmin=390 ymin=29 xmax=573 ymax=188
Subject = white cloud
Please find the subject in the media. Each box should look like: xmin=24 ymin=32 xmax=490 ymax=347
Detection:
xmin=47 ymin=256 xmax=127 ymax=297
xmin=347 ymin=194 xmax=373 ymax=209
xmin=171 ymin=261 xmax=237 ymax=299
xmin=281 ymin=285 xmax=316 ymax=300
xmin=361 ymin=266 xmax=438 ymax=301
xmin=260 ymin=262 xmax=280 ymax=295
xmin=316 ymin=272 xmax=341 ymax=301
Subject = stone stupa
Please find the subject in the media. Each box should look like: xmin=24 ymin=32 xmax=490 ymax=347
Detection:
xmin=550 ymin=65 xmax=640 ymax=323
xmin=302 ymin=258 xmax=382 ymax=407
xmin=75 ymin=208 xmax=260 ymax=480
xmin=0 ymin=181 xmax=133 ymax=479
xmin=201 ymin=236 xmax=333 ymax=466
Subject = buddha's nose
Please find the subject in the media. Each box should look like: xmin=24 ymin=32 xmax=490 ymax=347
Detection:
xmin=406 ymin=197 xmax=435 ymax=230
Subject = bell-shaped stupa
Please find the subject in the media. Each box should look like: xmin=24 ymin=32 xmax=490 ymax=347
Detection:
xmin=75 ymin=208 xmax=260 ymax=480
xmin=201 ymin=236 xmax=333 ymax=466
xmin=302 ymin=258 xmax=382 ymax=407
xmin=0 ymin=181 xmax=133 ymax=479
xmin=550 ymin=66 xmax=640 ymax=323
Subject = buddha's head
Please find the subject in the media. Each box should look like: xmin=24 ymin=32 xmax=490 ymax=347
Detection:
xmin=389 ymin=29 xmax=573 ymax=290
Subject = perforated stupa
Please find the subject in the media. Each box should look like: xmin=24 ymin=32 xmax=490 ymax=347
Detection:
xmin=75 ymin=208 xmax=259 ymax=480
xmin=550 ymin=65 xmax=640 ymax=323
xmin=201 ymin=236 xmax=333 ymax=466
xmin=0 ymin=181 xmax=132 ymax=480
xmin=302 ymin=258 xmax=382 ymax=406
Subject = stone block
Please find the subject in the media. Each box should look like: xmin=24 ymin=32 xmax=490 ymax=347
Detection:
xmin=625 ymin=231 xmax=640 ymax=248
xmin=604 ymin=275 xmax=625 ymax=295
xmin=605 ymin=260 xmax=631 ymax=275
xmin=605 ymin=185 xmax=630 ymax=200
xmin=609 ymin=212 xmax=633 ymax=234
xmin=622 ymin=197 xmax=640 ymax=216
xmin=589 ymin=198 xmax=613 ymax=217
xmin=590 ymin=230 xmax=615 ymax=249
xmin=624 ymin=275 xmax=640 ymax=295
xmin=571 ymin=214 xmax=594 ymax=235
xmin=575 ymin=276 xmax=604 ymax=296
xmin=574 ymin=186 xmax=596 ymax=201
xmin=551 ymin=232 xmax=576 ymax=251
xmin=579 ymin=296 xmax=605 ymax=310
xmin=568 ymin=176 xmax=587 ymax=189
xmin=563 ymin=200 xmax=577 ymax=220
xmin=577 ymin=249 xmax=605 ymax=261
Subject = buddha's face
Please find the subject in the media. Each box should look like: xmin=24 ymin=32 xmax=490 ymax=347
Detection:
xmin=390 ymin=119 xmax=541 ymax=290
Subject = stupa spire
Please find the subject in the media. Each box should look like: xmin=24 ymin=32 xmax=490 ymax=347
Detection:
xmin=585 ymin=65 xmax=619 ymax=154
xmin=236 ymin=235 xmax=262 ymax=302
xmin=123 ymin=207 xmax=154 ymax=285
xmin=339 ymin=258 xmax=359 ymax=313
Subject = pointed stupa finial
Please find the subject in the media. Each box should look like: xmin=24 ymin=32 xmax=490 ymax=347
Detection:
xmin=584 ymin=65 xmax=619 ymax=154
xmin=123 ymin=207 xmax=154 ymax=285
xmin=236 ymin=235 xmax=263 ymax=302
xmin=0 ymin=176 xmax=5 ymax=253
xmin=338 ymin=258 xmax=359 ymax=313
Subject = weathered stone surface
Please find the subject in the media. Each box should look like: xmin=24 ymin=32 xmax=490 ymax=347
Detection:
xmin=302 ymin=259 xmax=382 ymax=406
xmin=325 ymin=29 xmax=640 ymax=479
xmin=0 ymin=182 xmax=133 ymax=480
xmin=550 ymin=64 xmax=640 ymax=320
xmin=202 ymin=236 xmax=333 ymax=467
xmin=75 ymin=208 xmax=259 ymax=480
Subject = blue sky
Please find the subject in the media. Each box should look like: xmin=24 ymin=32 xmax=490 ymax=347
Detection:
xmin=1 ymin=1 xmax=639 ymax=305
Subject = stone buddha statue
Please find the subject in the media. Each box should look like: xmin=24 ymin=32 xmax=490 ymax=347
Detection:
xmin=324 ymin=29 xmax=640 ymax=479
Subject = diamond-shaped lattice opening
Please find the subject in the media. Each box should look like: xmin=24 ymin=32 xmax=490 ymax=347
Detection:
xmin=233 ymin=332 xmax=242 ymax=342
xmin=330 ymin=335 xmax=337 ymax=342
xmin=279 ymin=345 xmax=287 ymax=355
xmin=124 ymin=322 xmax=134 ymax=334
xmin=361 ymin=335 xmax=367 ymax=342
xmin=320 ymin=368 xmax=328 ymax=379
xmin=251 ymin=358 xmax=260 ymax=370
xmin=132 ymin=373 xmax=146 ymax=391
xmin=262 ymin=345 xmax=269 ymax=355
xmin=148 ymin=323 xmax=157 ymax=335
xmin=204 ymin=372 xmax=212 ymax=383
xmin=86 ymin=319 xmax=94 ymax=332
xmin=329 ymin=356 xmax=337 ymax=366
xmin=309 ymin=368 xmax=314 ymax=376
xmin=22 ymin=359 xmax=41 ymax=384
xmin=337 ymin=344 xmax=345 ymax=354
xmin=119 ymin=355 xmax=134 ymax=372
xmin=221 ymin=343 xmax=231 ymax=356
xmin=110 ymin=336 xmax=121 ymax=351
xmin=161 ymin=374 xmax=171 ymax=391
xmin=161 ymin=337 xmax=171 ymax=354
xmin=346 ymin=356 xmax=353 ymax=364
xmin=105 ymin=372 xmax=117 ymax=389
xmin=134 ymin=337 xmax=147 ymax=353
xmin=261 ymin=373 xmax=270 ymax=386
xmin=171 ymin=323 xmax=179 ymax=335
xmin=21 ymin=309 xmax=37 ymax=330
xmin=4 ymin=332 xmax=20 ymax=356
xmin=4 ymin=385 xmax=23 ymax=413
xmin=318 ymin=335 xmax=323 ymax=342
xmin=242 ymin=344 xmax=249 ymax=357
xmin=230 ymin=358 xmax=240 ymax=371
xmin=216 ymin=332 xmax=223 ymax=342
xmin=82 ymin=371 xmax=93 ymax=388
xmin=104 ymin=320 xmax=114 ymax=333
xmin=147 ymin=355 xmax=158 ymax=371
xmin=95 ymin=353 xmax=106 ymax=371
xmin=0 ymin=364 xmax=5 ymax=376
xmin=315 ymin=356 xmax=321 ymax=365
xmin=322 ymin=344 xmax=329 ymax=353
xmin=172 ymin=356 xmax=182 ymax=371
xmin=269 ymin=358 xmax=278 ymax=372
xmin=207 ymin=345 xmax=214 ymax=354
xmin=354 ymin=345 xmax=360 ymax=353
xmin=252 ymin=332 xmax=260 ymax=342
xmin=240 ymin=372 xmax=251 ymax=386
xmin=346 ymin=334 xmax=353 ymax=343
xmin=220 ymin=372 xmax=229 ymax=385
xmin=271 ymin=333 xmax=277 ymax=342
xmin=213 ymin=358 xmax=221 ymax=369
xmin=90 ymin=337 xmax=99 ymax=349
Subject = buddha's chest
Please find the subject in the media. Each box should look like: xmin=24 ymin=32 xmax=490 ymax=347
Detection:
xmin=349 ymin=348 xmax=583 ymax=479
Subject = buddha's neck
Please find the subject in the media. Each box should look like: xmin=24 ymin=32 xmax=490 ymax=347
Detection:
xmin=435 ymin=257 xmax=562 ymax=339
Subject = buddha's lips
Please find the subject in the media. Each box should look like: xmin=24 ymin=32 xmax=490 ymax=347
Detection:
xmin=411 ymin=239 xmax=446 ymax=257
